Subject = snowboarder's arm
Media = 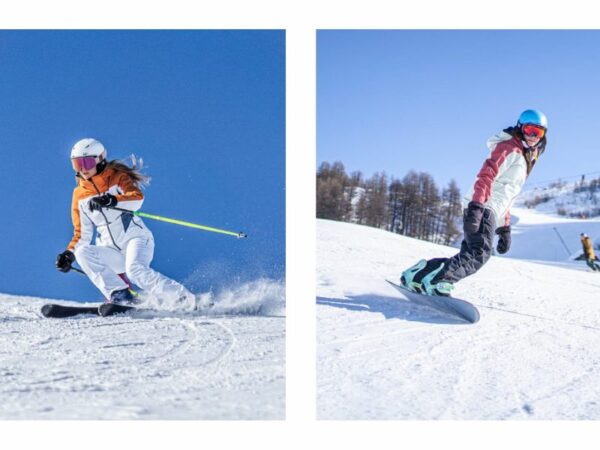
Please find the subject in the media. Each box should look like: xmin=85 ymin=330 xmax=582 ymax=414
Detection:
xmin=471 ymin=142 xmax=521 ymax=204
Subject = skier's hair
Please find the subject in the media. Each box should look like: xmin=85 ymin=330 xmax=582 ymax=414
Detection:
xmin=106 ymin=158 xmax=151 ymax=188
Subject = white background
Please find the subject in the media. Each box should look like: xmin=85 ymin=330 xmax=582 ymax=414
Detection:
xmin=1 ymin=0 xmax=600 ymax=448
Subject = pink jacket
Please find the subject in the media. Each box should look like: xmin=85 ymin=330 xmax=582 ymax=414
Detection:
xmin=463 ymin=131 xmax=539 ymax=227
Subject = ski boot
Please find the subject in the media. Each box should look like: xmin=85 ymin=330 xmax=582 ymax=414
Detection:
xmin=400 ymin=259 xmax=427 ymax=293
xmin=109 ymin=288 xmax=139 ymax=306
xmin=420 ymin=262 xmax=454 ymax=297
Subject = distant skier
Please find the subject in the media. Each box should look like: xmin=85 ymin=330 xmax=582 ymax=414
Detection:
xmin=580 ymin=233 xmax=600 ymax=272
xmin=401 ymin=109 xmax=548 ymax=296
xmin=55 ymin=138 xmax=195 ymax=306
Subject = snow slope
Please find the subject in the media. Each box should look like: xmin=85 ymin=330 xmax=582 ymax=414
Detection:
xmin=0 ymin=279 xmax=285 ymax=419
xmin=317 ymin=215 xmax=600 ymax=420
xmin=508 ymin=206 xmax=600 ymax=263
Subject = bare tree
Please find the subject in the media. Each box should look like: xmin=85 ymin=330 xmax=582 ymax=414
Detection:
xmin=388 ymin=178 xmax=403 ymax=233
xmin=440 ymin=179 xmax=462 ymax=245
xmin=362 ymin=172 xmax=388 ymax=228
xmin=316 ymin=161 xmax=462 ymax=246
xmin=316 ymin=161 xmax=350 ymax=220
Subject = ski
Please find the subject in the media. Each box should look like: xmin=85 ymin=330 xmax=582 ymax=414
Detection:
xmin=386 ymin=279 xmax=480 ymax=324
xmin=98 ymin=303 xmax=136 ymax=317
xmin=41 ymin=303 xmax=136 ymax=318
xmin=41 ymin=303 xmax=100 ymax=318
xmin=42 ymin=298 xmax=212 ymax=319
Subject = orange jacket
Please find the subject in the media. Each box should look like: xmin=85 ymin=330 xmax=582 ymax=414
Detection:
xmin=67 ymin=167 xmax=148 ymax=252
xmin=581 ymin=236 xmax=596 ymax=260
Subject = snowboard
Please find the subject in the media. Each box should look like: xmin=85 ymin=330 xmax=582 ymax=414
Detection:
xmin=386 ymin=279 xmax=480 ymax=324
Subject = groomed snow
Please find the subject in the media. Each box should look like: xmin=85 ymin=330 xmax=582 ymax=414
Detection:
xmin=317 ymin=210 xmax=600 ymax=420
xmin=0 ymin=279 xmax=285 ymax=419
xmin=508 ymin=206 xmax=600 ymax=263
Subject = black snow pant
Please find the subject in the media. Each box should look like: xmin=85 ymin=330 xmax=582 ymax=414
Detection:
xmin=427 ymin=207 xmax=497 ymax=284
xmin=586 ymin=259 xmax=600 ymax=272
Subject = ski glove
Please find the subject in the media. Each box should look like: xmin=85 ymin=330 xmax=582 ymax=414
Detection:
xmin=89 ymin=193 xmax=117 ymax=212
xmin=56 ymin=250 xmax=76 ymax=273
xmin=463 ymin=201 xmax=485 ymax=235
xmin=495 ymin=226 xmax=511 ymax=254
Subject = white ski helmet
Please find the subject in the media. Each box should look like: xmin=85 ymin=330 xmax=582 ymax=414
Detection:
xmin=70 ymin=138 xmax=108 ymax=173
xmin=71 ymin=138 xmax=107 ymax=173
xmin=71 ymin=138 xmax=106 ymax=160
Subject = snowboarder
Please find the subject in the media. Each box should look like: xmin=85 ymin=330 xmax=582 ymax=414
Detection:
xmin=55 ymin=138 xmax=195 ymax=306
xmin=401 ymin=109 xmax=548 ymax=296
xmin=580 ymin=233 xmax=600 ymax=271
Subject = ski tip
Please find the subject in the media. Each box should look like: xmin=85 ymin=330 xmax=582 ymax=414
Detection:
xmin=468 ymin=311 xmax=481 ymax=324
xmin=41 ymin=304 xmax=54 ymax=318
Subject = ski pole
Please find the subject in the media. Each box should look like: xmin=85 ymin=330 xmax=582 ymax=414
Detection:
xmin=71 ymin=266 xmax=86 ymax=275
xmin=553 ymin=227 xmax=572 ymax=257
xmin=106 ymin=206 xmax=248 ymax=238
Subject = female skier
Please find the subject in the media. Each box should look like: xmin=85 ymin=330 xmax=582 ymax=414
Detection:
xmin=55 ymin=138 xmax=195 ymax=306
xmin=401 ymin=109 xmax=548 ymax=296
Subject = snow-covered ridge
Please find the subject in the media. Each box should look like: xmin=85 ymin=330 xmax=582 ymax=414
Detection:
xmin=518 ymin=176 xmax=600 ymax=218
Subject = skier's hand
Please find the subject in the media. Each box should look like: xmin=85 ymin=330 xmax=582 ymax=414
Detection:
xmin=464 ymin=201 xmax=485 ymax=235
xmin=495 ymin=226 xmax=511 ymax=254
xmin=89 ymin=193 xmax=117 ymax=212
xmin=56 ymin=250 xmax=76 ymax=273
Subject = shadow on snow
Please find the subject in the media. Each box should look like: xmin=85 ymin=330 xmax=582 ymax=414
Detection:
xmin=317 ymin=294 xmax=468 ymax=325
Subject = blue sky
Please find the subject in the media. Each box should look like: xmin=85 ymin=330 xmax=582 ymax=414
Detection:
xmin=318 ymin=30 xmax=600 ymax=193
xmin=0 ymin=30 xmax=285 ymax=301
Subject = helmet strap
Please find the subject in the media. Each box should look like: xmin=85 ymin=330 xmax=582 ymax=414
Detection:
xmin=96 ymin=158 xmax=107 ymax=174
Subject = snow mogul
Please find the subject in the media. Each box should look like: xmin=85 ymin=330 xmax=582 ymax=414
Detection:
xmin=55 ymin=138 xmax=195 ymax=306
xmin=400 ymin=109 xmax=548 ymax=296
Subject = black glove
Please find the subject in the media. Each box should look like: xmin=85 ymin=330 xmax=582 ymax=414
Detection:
xmin=56 ymin=250 xmax=76 ymax=273
xmin=463 ymin=201 xmax=485 ymax=235
xmin=495 ymin=226 xmax=511 ymax=254
xmin=89 ymin=193 xmax=117 ymax=212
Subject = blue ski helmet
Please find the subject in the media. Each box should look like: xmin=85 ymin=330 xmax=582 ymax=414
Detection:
xmin=517 ymin=109 xmax=548 ymax=129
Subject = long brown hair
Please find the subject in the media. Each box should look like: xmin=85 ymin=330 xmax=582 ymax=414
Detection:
xmin=106 ymin=157 xmax=151 ymax=188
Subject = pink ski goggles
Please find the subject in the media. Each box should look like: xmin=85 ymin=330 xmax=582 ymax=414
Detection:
xmin=71 ymin=156 xmax=98 ymax=172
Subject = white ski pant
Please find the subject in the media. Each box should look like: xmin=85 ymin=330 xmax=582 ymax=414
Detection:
xmin=74 ymin=237 xmax=193 ymax=301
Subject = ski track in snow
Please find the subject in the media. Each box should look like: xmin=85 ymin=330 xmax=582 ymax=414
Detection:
xmin=0 ymin=286 xmax=285 ymax=420
xmin=317 ymin=210 xmax=600 ymax=420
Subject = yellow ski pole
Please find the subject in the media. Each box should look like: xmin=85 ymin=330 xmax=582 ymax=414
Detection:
xmin=107 ymin=206 xmax=247 ymax=238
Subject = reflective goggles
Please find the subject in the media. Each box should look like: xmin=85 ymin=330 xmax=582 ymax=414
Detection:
xmin=71 ymin=156 xmax=99 ymax=171
xmin=521 ymin=124 xmax=546 ymax=139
